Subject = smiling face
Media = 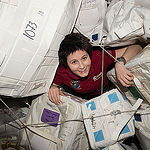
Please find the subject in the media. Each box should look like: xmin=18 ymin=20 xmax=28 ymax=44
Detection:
xmin=67 ymin=49 xmax=91 ymax=78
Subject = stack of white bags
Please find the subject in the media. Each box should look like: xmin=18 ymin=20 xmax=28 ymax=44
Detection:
xmin=107 ymin=44 xmax=150 ymax=150
xmin=1 ymin=0 xmax=150 ymax=149
xmin=19 ymin=89 xmax=142 ymax=150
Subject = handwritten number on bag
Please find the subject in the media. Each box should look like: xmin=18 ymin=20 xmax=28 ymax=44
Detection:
xmin=23 ymin=21 xmax=37 ymax=40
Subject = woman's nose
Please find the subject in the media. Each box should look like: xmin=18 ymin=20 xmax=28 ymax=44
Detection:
xmin=79 ymin=61 xmax=84 ymax=68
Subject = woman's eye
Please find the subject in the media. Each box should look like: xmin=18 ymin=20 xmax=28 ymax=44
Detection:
xmin=82 ymin=56 xmax=87 ymax=60
xmin=71 ymin=60 xmax=77 ymax=64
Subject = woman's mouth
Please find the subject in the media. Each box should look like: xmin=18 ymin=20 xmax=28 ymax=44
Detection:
xmin=79 ymin=69 xmax=87 ymax=74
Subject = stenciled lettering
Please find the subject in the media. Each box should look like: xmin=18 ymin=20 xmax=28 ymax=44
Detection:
xmin=23 ymin=21 xmax=37 ymax=40
xmin=90 ymin=112 xmax=96 ymax=129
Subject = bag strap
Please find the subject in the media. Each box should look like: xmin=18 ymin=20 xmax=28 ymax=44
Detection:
xmin=111 ymin=98 xmax=143 ymax=142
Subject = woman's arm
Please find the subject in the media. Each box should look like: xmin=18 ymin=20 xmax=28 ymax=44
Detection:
xmin=115 ymin=44 xmax=142 ymax=62
xmin=115 ymin=44 xmax=142 ymax=87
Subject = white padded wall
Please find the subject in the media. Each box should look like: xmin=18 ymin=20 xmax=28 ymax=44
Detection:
xmin=0 ymin=0 xmax=82 ymax=97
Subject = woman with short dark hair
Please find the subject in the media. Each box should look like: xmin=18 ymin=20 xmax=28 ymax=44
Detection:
xmin=48 ymin=33 xmax=142 ymax=105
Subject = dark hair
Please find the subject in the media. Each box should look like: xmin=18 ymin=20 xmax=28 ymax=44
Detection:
xmin=58 ymin=33 xmax=93 ymax=68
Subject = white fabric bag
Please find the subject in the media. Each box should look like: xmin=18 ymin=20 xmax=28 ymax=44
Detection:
xmin=107 ymin=44 xmax=150 ymax=150
xmin=74 ymin=0 xmax=107 ymax=43
xmin=82 ymin=89 xmax=142 ymax=149
xmin=103 ymin=0 xmax=150 ymax=46
xmin=0 ymin=0 xmax=82 ymax=97
xmin=135 ymin=108 xmax=150 ymax=150
xmin=19 ymin=93 xmax=90 ymax=150
xmin=107 ymin=44 xmax=150 ymax=104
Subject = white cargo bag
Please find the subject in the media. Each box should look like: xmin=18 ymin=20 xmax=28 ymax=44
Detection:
xmin=74 ymin=0 xmax=107 ymax=43
xmin=135 ymin=109 xmax=150 ymax=150
xmin=0 ymin=0 xmax=82 ymax=97
xmin=82 ymin=89 xmax=142 ymax=149
xmin=103 ymin=0 xmax=150 ymax=45
xmin=107 ymin=44 xmax=150 ymax=150
xmin=107 ymin=44 xmax=150 ymax=104
xmin=19 ymin=93 xmax=90 ymax=150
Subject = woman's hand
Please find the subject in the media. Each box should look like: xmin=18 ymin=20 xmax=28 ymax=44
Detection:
xmin=115 ymin=62 xmax=134 ymax=87
xmin=48 ymin=84 xmax=65 ymax=105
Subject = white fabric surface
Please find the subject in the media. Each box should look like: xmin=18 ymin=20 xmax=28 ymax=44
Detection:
xmin=19 ymin=93 xmax=90 ymax=150
xmin=0 ymin=0 xmax=82 ymax=97
xmin=107 ymin=44 xmax=150 ymax=150
xmin=82 ymin=89 xmax=142 ymax=149
xmin=103 ymin=0 xmax=150 ymax=46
